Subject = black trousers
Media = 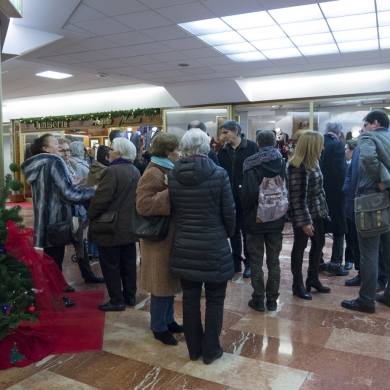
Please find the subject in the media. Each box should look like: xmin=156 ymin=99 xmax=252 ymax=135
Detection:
xmin=98 ymin=243 xmax=137 ymax=305
xmin=345 ymin=217 xmax=360 ymax=270
xmin=230 ymin=200 xmax=249 ymax=269
xmin=180 ymin=279 xmax=227 ymax=360
xmin=44 ymin=246 xmax=65 ymax=271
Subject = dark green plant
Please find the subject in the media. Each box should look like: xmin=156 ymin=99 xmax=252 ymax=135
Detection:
xmin=9 ymin=163 xmax=19 ymax=173
xmin=9 ymin=180 xmax=23 ymax=192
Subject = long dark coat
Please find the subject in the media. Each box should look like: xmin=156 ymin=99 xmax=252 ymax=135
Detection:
xmin=319 ymin=134 xmax=348 ymax=234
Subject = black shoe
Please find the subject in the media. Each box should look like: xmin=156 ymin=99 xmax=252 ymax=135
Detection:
xmin=190 ymin=352 xmax=202 ymax=361
xmin=124 ymin=298 xmax=136 ymax=306
xmin=248 ymin=298 xmax=265 ymax=312
xmin=377 ymin=283 xmax=386 ymax=293
xmin=306 ymin=278 xmax=331 ymax=293
xmin=167 ymin=321 xmax=184 ymax=333
xmin=327 ymin=262 xmax=349 ymax=276
xmin=318 ymin=262 xmax=329 ymax=272
xmin=153 ymin=330 xmax=178 ymax=345
xmin=98 ymin=301 xmax=125 ymax=311
xmin=203 ymin=348 xmax=223 ymax=365
xmin=62 ymin=285 xmax=75 ymax=293
xmin=292 ymin=285 xmax=312 ymax=300
xmin=243 ymin=265 xmax=251 ymax=278
xmin=375 ymin=293 xmax=390 ymax=308
xmin=345 ymin=274 xmax=361 ymax=286
xmin=341 ymin=299 xmax=375 ymax=313
xmin=84 ymin=273 xmax=105 ymax=283
xmin=344 ymin=262 xmax=353 ymax=270
xmin=266 ymin=300 xmax=277 ymax=311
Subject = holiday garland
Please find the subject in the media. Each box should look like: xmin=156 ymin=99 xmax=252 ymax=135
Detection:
xmin=19 ymin=107 xmax=161 ymax=124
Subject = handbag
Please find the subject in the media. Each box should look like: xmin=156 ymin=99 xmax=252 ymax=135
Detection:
xmin=354 ymin=191 xmax=390 ymax=238
xmin=91 ymin=211 xmax=118 ymax=234
xmin=131 ymin=206 xmax=170 ymax=241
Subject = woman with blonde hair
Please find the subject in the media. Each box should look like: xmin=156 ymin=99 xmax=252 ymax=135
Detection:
xmin=287 ymin=131 xmax=330 ymax=300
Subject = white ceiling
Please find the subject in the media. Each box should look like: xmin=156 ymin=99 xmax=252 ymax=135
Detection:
xmin=2 ymin=0 xmax=390 ymax=104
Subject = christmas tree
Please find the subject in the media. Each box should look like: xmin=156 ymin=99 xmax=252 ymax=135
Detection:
xmin=0 ymin=174 xmax=37 ymax=340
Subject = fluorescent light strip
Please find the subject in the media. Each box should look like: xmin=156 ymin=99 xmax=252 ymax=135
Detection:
xmin=380 ymin=38 xmax=390 ymax=48
xmin=281 ymin=19 xmax=330 ymax=37
xmin=269 ymin=4 xmax=323 ymax=24
xmin=333 ymin=27 xmax=378 ymax=43
xmin=252 ymin=37 xmax=294 ymax=51
xmin=178 ymin=18 xmax=231 ymax=35
xmin=222 ymin=11 xmax=275 ymax=29
xmin=214 ymin=42 xmax=256 ymax=55
xmin=327 ymin=13 xmax=377 ymax=31
xmin=261 ymin=47 xmax=302 ymax=59
xmin=227 ymin=52 xmax=266 ymax=62
xmin=237 ymin=25 xmax=286 ymax=41
xmin=378 ymin=11 xmax=390 ymax=27
xmin=319 ymin=0 xmax=375 ymax=18
xmin=36 ymin=71 xmax=72 ymax=79
xmin=380 ymin=26 xmax=390 ymax=39
xmin=197 ymin=31 xmax=244 ymax=46
xmin=290 ymin=32 xmax=334 ymax=46
xmin=298 ymin=43 xmax=339 ymax=56
xmin=377 ymin=0 xmax=390 ymax=12
xmin=338 ymin=39 xmax=379 ymax=52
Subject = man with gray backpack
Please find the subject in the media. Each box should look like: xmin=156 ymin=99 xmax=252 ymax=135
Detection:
xmin=240 ymin=130 xmax=287 ymax=312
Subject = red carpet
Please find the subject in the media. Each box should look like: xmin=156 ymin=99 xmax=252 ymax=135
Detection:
xmin=28 ymin=290 xmax=106 ymax=354
xmin=6 ymin=202 xmax=33 ymax=208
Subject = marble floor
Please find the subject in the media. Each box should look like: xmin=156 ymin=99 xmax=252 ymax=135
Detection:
xmin=1 ymin=207 xmax=390 ymax=389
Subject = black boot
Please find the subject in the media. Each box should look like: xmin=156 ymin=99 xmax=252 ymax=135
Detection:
xmin=291 ymin=249 xmax=312 ymax=300
xmin=306 ymin=270 xmax=331 ymax=293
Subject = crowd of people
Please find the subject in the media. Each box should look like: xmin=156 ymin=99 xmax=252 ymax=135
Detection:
xmin=20 ymin=109 xmax=390 ymax=365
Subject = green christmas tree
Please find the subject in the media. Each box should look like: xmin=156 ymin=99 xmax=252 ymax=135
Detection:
xmin=0 ymin=174 xmax=37 ymax=340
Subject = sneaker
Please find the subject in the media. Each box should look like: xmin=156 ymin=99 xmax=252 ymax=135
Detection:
xmin=248 ymin=298 xmax=265 ymax=312
xmin=243 ymin=265 xmax=251 ymax=278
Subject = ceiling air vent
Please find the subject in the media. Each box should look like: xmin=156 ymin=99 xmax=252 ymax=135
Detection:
xmin=97 ymin=72 xmax=109 ymax=78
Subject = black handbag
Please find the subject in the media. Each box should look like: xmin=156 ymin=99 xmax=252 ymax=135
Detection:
xmin=91 ymin=211 xmax=118 ymax=234
xmin=47 ymin=220 xmax=73 ymax=246
xmin=131 ymin=206 xmax=170 ymax=241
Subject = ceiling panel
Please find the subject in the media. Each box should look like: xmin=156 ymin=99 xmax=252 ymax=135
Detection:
xmin=113 ymin=11 xmax=173 ymax=30
xmin=141 ymin=26 xmax=191 ymax=41
xmin=78 ymin=37 xmax=121 ymax=50
xmin=201 ymin=0 xmax=263 ymax=17
xmin=139 ymin=0 xmax=198 ymax=8
xmin=104 ymin=31 xmax=155 ymax=45
xmin=163 ymin=37 xmax=208 ymax=50
xmin=155 ymin=3 xmax=216 ymax=23
xmin=82 ymin=0 xmax=149 ymax=17
xmin=120 ymin=56 xmax=158 ymax=65
xmin=127 ymin=42 xmax=174 ymax=55
xmin=68 ymin=51 xmax=110 ymax=62
xmin=73 ymin=18 xmax=131 ymax=36
xmin=68 ymin=4 xmax=106 ymax=23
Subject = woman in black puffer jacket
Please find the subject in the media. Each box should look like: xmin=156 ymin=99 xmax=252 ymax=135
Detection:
xmin=168 ymin=129 xmax=235 ymax=365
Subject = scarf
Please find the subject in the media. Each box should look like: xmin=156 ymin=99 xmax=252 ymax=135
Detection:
xmin=151 ymin=156 xmax=174 ymax=169
xmin=110 ymin=157 xmax=133 ymax=166
xmin=243 ymin=146 xmax=282 ymax=172
xmin=325 ymin=131 xmax=341 ymax=142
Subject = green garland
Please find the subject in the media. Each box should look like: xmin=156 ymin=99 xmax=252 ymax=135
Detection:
xmin=19 ymin=107 xmax=161 ymax=124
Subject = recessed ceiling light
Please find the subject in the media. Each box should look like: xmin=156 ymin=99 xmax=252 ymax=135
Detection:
xmin=269 ymin=4 xmax=323 ymax=24
xmin=222 ymin=11 xmax=275 ymax=30
xmin=327 ymin=13 xmax=377 ymax=31
xmin=198 ymin=31 xmax=245 ymax=46
xmin=262 ymin=47 xmax=302 ymax=59
xmin=252 ymin=37 xmax=294 ymax=51
xmin=281 ymin=19 xmax=330 ymax=36
xmin=378 ymin=11 xmax=390 ymax=27
xmin=237 ymin=25 xmax=286 ymax=41
xmin=36 ymin=71 xmax=72 ymax=79
xmin=290 ymin=32 xmax=334 ymax=46
xmin=214 ymin=42 xmax=256 ymax=55
xmin=333 ymin=27 xmax=378 ymax=43
xmin=227 ymin=52 xmax=266 ymax=62
xmin=319 ymin=0 xmax=375 ymax=18
xmin=338 ymin=39 xmax=378 ymax=52
xmin=373 ymin=0 xmax=390 ymax=12
xmin=298 ymin=43 xmax=339 ymax=56
xmin=178 ymin=18 xmax=231 ymax=35
xmin=178 ymin=63 xmax=189 ymax=67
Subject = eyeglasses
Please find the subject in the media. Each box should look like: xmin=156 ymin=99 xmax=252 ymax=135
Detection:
xmin=61 ymin=149 xmax=71 ymax=154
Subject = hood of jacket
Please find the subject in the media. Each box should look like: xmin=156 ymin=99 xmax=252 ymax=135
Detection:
xmin=89 ymin=161 xmax=106 ymax=175
xmin=21 ymin=153 xmax=64 ymax=185
xmin=171 ymin=157 xmax=217 ymax=186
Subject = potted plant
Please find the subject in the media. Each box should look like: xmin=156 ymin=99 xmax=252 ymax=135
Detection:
xmin=9 ymin=163 xmax=24 ymax=203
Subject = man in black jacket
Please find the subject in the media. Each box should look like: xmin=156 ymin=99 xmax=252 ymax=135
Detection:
xmin=218 ymin=120 xmax=258 ymax=278
xmin=240 ymin=130 xmax=285 ymax=311
xmin=187 ymin=120 xmax=219 ymax=166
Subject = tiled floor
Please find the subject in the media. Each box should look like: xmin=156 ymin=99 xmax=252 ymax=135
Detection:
xmin=1 ymin=207 xmax=390 ymax=389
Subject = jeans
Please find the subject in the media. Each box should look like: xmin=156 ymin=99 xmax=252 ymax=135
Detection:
xmin=180 ymin=279 xmax=227 ymax=360
xmin=247 ymin=232 xmax=282 ymax=302
xmin=230 ymin=199 xmax=249 ymax=269
xmin=44 ymin=246 xmax=65 ymax=271
xmin=98 ymin=243 xmax=137 ymax=305
xmin=330 ymin=233 xmax=344 ymax=264
xmin=150 ymin=295 xmax=175 ymax=332
xmin=345 ymin=217 xmax=360 ymax=270
xmin=292 ymin=218 xmax=325 ymax=277
xmin=357 ymin=230 xmax=390 ymax=307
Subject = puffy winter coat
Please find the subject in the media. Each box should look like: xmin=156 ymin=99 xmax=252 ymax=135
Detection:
xmin=168 ymin=157 xmax=235 ymax=283
xmin=21 ymin=153 xmax=94 ymax=248
xmin=87 ymin=163 xmax=140 ymax=247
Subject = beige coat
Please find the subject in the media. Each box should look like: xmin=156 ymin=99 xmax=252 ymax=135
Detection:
xmin=136 ymin=163 xmax=181 ymax=297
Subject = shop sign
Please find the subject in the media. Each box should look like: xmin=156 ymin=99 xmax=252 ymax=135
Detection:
xmin=120 ymin=115 xmax=142 ymax=125
xmin=35 ymin=121 xmax=68 ymax=129
xmin=92 ymin=118 xmax=113 ymax=127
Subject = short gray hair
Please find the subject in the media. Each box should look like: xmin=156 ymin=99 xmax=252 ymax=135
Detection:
xmin=325 ymin=121 xmax=343 ymax=134
xmin=256 ymin=130 xmax=275 ymax=148
xmin=220 ymin=120 xmax=241 ymax=135
xmin=111 ymin=137 xmax=136 ymax=161
xmin=70 ymin=141 xmax=85 ymax=157
xmin=181 ymin=128 xmax=210 ymax=157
